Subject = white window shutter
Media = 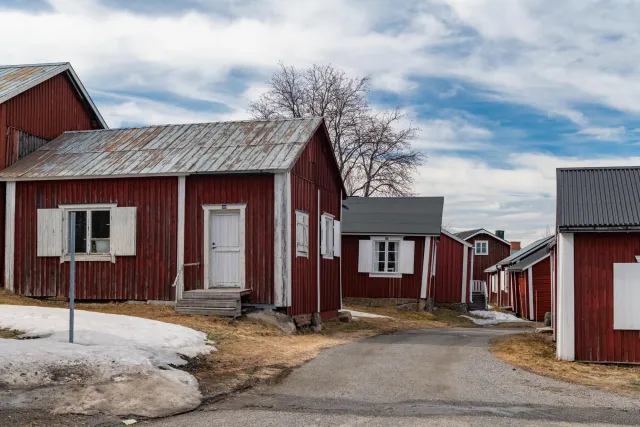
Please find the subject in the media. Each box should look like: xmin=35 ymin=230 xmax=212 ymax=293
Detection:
xmin=399 ymin=240 xmax=415 ymax=274
xmin=358 ymin=240 xmax=373 ymax=273
xmin=333 ymin=220 xmax=341 ymax=257
xmin=111 ymin=207 xmax=137 ymax=256
xmin=320 ymin=215 xmax=327 ymax=256
xmin=37 ymin=209 xmax=63 ymax=257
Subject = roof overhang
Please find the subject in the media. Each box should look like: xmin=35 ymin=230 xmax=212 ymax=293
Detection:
xmin=442 ymin=230 xmax=473 ymax=248
xmin=508 ymin=253 xmax=551 ymax=272
xmin=342 ymin=232 xmax=440 ymax=237
xmin=460 ymin=228 xmax=510 ymax=246
xmin=558 ymin=226 xmax=640 ymax=232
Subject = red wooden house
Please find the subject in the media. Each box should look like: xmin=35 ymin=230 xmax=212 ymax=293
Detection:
xmin=455 ymin=228 xmax=510 ymax=306
xmin=556 ymin=167 xmax=640 ymax=362
xmin=341 ymin=197 xmax=443 ymax=307
xmin=434 ymin=230 xmax=473 ymax=306
xmin=0 ymin=117 xmax=345 ymax=320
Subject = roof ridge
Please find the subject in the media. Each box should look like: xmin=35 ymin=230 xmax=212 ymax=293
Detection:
xmin=63 ymin=116 xmax=324 ymax=134
xmin=558 ymin=166 xmax=640 ymax=171
xmin=0 ymin=62 xmax=69 ymax=69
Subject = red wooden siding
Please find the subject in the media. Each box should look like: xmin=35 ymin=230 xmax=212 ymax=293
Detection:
xmin=531 ymin=257 xmax=551 ymax=321
xmin=183 ymin=175 xmax=274 ymax=305
xmin=517 ymin=272 xmax=528 ymax=319
xmin=5 ymin=73 xmax=97 ymax=141
xmin=573 ymin=233 xmax=640 ymax=363
xmin=342 ymin=235 xmax=426 ymax=299
xmin=467 ymin=233 xmax=510 ymax=281
xmin=13 ymin=178 xmax=177 ymax=300
xmin=290 ymin=128 xmax=342 ymax=316
xmin=434 ymin=233 xmax=465 ymax=303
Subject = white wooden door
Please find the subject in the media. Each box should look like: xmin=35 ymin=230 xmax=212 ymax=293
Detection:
xmin=209 ymin=211 xmax=242 ymax=288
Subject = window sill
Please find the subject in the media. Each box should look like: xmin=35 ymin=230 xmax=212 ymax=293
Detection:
xmin=369 ymin=272 xmax=402 ymax=278
xmin=296 ymin=252 xmax=309 ymax=258
xmin=475 ymin=253 xmax=488 ymax=256
xmin=322 ymin=254 xmax=334 ymax=260
xmin=61 ymin=254 xmax=113 ymax=263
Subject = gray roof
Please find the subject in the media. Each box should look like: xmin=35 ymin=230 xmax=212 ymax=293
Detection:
xmin=557 ymin=167 xmax=640 ymax=230
xmin=484 ymin=235 xmax=553 ymax=273
xmin=454 ymin=229 xmax=482 ymax=240
xmin=0 ymin=63 xmax=106 ymax=128
xmin=342 ymin=197 xmax=444 ymax=236
xmin=0 ymin=117 xmax=325 ymax=179
xmin=510 ymin=246 xmax=550 ymax=272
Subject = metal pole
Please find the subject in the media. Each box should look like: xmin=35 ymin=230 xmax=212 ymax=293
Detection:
xmin=69 ymin=212 xmax=76 ymax=344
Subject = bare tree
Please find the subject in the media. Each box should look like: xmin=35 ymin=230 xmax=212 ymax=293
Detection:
xmin=249 ymin=63 xmax=425 ymax=196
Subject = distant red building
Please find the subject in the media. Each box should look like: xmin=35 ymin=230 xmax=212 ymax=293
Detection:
xmin=434 ymin=231 xmax=473 ymax=305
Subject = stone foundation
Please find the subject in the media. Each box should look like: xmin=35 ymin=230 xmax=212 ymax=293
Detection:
xmin=343 ymin=297 xmax=423 ymax=310
xmin=436 ymin=302 xmax=468 ymax=313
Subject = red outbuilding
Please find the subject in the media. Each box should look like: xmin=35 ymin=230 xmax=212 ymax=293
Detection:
xmin=341 ymin=197 xmax=443 ymax=308
xmin=434 ymin=230 xmax=474 ymax=306
xmin=556 ymin=167 xmax=640 ymax=362
xmin=0 ymin=117 xmax=345 ymax=320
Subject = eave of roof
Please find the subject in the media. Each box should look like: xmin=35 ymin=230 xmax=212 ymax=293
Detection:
xmin=456 ymin=228 xmax=510 ymax=246
xmin=442 ymin=230 xmax=473 ymax=247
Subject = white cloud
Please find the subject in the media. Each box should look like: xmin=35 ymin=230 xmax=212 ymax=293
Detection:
xmin=576 ymin=126 xmax=626 ymax=142
xmin=411 ymin=116 xmax=494 ymax=151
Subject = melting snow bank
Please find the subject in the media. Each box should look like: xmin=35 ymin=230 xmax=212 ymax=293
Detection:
xmin=0 ymin=305 xmax=215 ymax=417
xmin=460 ymin=310 xmax=526 ymax=326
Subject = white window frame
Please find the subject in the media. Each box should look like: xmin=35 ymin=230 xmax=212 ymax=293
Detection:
xmin=295 ymin=210 xmax=309 ymax=258
xmin=321 ymin=213 xmax=335 ymax=259
xmin=370 ymin=236 xmax=402 ymax=278
xmin=60 ymin=203 xmax=117 ymax=262
xmin=475 ymin=240 xmax=489 ymax=256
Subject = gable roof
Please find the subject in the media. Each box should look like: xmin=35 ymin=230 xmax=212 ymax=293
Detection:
xmin=442 ymin=230 xmax=473 ymax=248
xmin=0 ymin=63 xmax=106 ymax=128
xmin=342 ymin=197 xmax=444 ymax=236
xmin=509 ymin=245 xmax=551 ymax=272
xmin=0 ymin=117 xmax=330 ymax=180
xmin=557 ymin=167 xmax=640 ymax=231
xmin=455 ymin=228 xmax=510 ymax=245
xmin=484 ymin=235 xmax=554 ymax=273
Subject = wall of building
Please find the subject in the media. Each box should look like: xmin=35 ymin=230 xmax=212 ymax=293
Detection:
xmin=517 ymin=272 xmax=528 ymax=319
xmin=434 ymin=233 xmax=466 ymax=303
xmin=532 ymin=257 xmax=552 ymax=321
xmin=573 ymin=232 xmax=640 ymax=363
xmin=289 ymin=128 xmax=342 ymax=317
xmin=466 ymin=233 xmax=511 ymax=281
xmin=183 ymin=174 xmax=274 ymax=305
xmin=342 ymin=235 xmax=426 ymax=299
xmin=13 ymin=178 xmax=177 ymax=300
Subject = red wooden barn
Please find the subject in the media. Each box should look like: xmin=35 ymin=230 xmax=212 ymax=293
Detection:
xmin=434 ymin=230 xmax=473 ymax=305
xmin=341 ymin=197 xmax=443 ymax=307
xmin=0 ymin=117 xmax=345 ymax=321
xmin=455 ymin=228 xmax=510 ymax=306
xmin=556 ymin=167 xmax=640 ymax=362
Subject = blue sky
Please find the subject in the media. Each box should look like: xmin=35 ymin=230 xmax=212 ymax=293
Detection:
xmin=1 ymin=0 xmax=640 ymax=243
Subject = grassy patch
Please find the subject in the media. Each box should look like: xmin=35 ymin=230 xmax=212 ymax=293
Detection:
xmin=0 ymin=328 xmax=23 ymax=339
xmin=491 ymin=332 xmax=640 ymax=396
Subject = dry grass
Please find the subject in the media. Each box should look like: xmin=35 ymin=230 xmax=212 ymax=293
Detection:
xmin=0 ymin=290 xmax=452 ymax=398
xmin=491 ymin=332 xmax=640 ymax=396
xmin=0 ymin=328 xmax=23 ymax=339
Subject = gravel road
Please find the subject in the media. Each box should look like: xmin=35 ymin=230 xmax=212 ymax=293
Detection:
xmin=149 ymin=328 xmax=640 ymax=426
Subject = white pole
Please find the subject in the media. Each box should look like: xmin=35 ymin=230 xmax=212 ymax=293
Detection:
xmin=69 ymin=212 xmax=76 ymax=344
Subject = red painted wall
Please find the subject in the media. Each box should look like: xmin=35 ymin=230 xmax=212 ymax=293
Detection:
xmin=13 ymin=178 xmax=177 ymax=300
xmin=517 ymin=272 xmax=528 ymax=319
xmin=574 ymin=232 xmax=640 ymax=363
xmin=532 ymin=257 xmax=551 ymax=321
xmin=466 ymin=233 xmax=510 ymax=281
xmin=435 ymin=233 xmax=466 ymax=303
xmin=290 ymin=128 xmax=342 ymax=316
xmin=342 ymin=235 xmax=426 ymax=299
xmin=183 ymin=175 xmax=274 ymax=305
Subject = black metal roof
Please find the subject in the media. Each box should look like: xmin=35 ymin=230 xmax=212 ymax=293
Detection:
xmin=509 ymin=246 xmax=550 ymax=272
xmin=342 ymin=197 xmax=444 ymax=236
xmin=557 ymin=167 xmax=640 ymax=231
xmin=454 ymin=229 xmax=483 ymax=240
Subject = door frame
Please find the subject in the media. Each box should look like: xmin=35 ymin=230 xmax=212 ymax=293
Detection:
xmin=202 ymin=204 xmax=246 ymax=289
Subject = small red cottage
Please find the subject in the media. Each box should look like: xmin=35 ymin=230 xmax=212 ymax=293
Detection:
xmin=434 ymin=230 xmax=474 ymax=306
xmin=341 ymin=197 xmax=443 ymax=308
xmin=556 ymin=167 xmax=640 ymax=362
xmin=0 ymin=117 xmax=345 ymax=321
xmin=455 ymin=228 xmax=510 ymax=305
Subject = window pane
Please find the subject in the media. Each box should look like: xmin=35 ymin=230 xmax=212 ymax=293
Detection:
xmin=91 ymin=210 xmax=110 ymax=238
xmin=69 ymin=211 xmax=87 ymax=253
xmin=388 ymin=251 xmax=397 ymax=263
xmin=377 ymin=251 xmax=385 ymax=263
xmin=376 ymin=242 xmax=385 ymax=252
xmin=377 ymin=262 xmax=385 ymax=272
xmin=387 ymin=262 xmax=396 ymax=272
xmin=92 ymin=239 xmax=110 ymax=253
xmin=388 ymin=242 xmax=397 ymax=252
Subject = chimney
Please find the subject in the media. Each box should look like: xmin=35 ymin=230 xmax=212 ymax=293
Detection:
xmin=511 ymin=241 xmax=521 ymax=252
xmin=495 ymin=230 xmax=505 ymax=240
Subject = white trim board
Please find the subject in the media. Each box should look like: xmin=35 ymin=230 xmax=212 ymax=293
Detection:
xmin=527 ymin=267 xmax=535 ymax=321
xmin=201 ymin=204 xmax=246 ymax=290
xmin=176 ymin=176 xmax=186 ymax=302
xmin=557 ymin=233 xmax=575 ymax=361
xmin=273 ymin=173 xmax=291 ymax=307
xmin=420 ymin=237 xmax=431 ymax=299
xmin=461 ymin=245 xmax=469 ymax=303
xmin=458 ymin=229 xmax=510 ymax=246
xmin=517 ymin=253 xmax=551 ymax=272
xmin=4 ymin=182 xmax=16 ymax=292
xmin=441 ymin=229 xmax=473 ymax=247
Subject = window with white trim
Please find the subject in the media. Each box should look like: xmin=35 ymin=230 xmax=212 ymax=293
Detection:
xmin=321 ymin=213 xmax=334 ymax=259
xmin=475 ymin=240 xmax=488 ymax=255
xmin=373 ymin=239 xmax=400 ymax=273
xmin=295 ymin=210 xmax=309 ymax=257
xmin=67 ymin=209 xmax=111 ymax=254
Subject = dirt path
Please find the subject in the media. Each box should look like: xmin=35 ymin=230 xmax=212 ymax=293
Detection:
xmin=149 ymin=328 xmax=640 ymax=426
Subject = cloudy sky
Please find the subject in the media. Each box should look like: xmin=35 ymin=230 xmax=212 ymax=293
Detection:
xmin=2 ymin=0 xmax=640 ymax=244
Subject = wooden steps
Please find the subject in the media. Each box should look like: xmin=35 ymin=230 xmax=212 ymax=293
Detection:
xmin=468 ymin=292 xmax=487 ymax=311
xmin=175 ymin=289 xmax=251 ymax=317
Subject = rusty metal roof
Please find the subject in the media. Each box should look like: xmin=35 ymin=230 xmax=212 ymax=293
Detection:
xmin=0 ymin=117 xmax=324 ymax=179
xmin=0 ymin=63 xmax=107 ymax=128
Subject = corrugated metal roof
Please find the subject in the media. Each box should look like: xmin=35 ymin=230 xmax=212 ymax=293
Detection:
xmin=342 ymin=196 xmax=444 ymax=235
xmin=557 ymin=167 xmax=640 ymax=230
xmin=484 ymin=235 xmax=553 ymax=273
xmin=0 ymin=63 xmax=107 ymax=128
xmin=509 ymin=246 xmax=550 ymax=272
xmin=0 ymin=117 xmax=324 ymax=179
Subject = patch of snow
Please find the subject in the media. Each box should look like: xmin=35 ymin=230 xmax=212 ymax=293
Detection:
xmin=343 ymin=310 xmax=390 ymax=319
xmin=487 ymin=304 xmax=494 ymax=309
xmin=461 ymin=310 xmax=526 ymax=326
xmin=0 ymin=305 xmax=215 ymax=417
